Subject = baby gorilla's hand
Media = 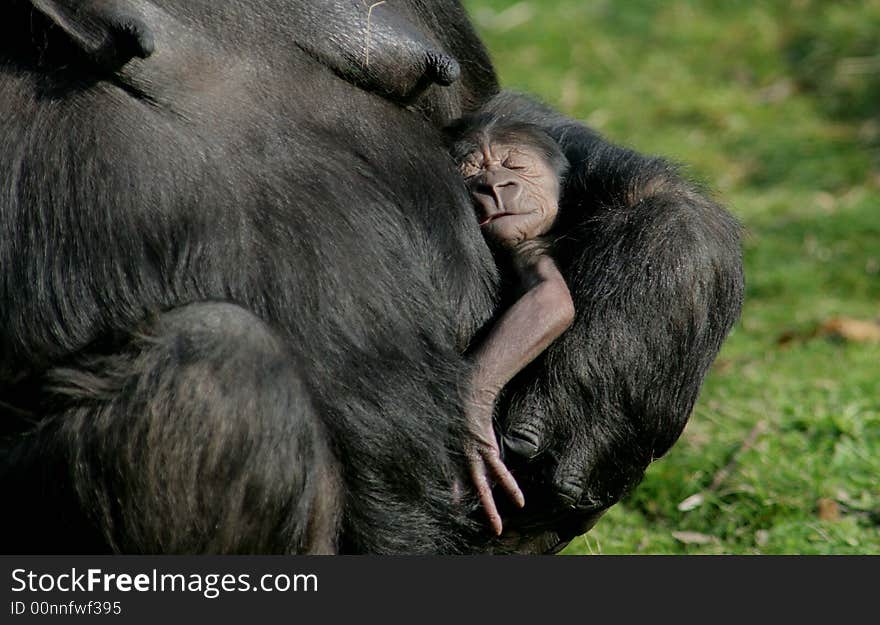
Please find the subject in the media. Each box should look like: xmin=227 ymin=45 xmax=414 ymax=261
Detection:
xmin=465 ymin=390 xmax=525 ymax=535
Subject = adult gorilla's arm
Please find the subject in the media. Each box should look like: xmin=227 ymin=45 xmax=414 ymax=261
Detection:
xmin=476 ymin=93 xmax=744 ymax=550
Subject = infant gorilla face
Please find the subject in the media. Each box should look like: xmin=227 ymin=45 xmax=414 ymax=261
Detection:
xmin=459 ymin=143 xmax=560 ymax=247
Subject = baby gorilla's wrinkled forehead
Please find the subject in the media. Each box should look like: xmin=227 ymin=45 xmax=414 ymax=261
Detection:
xmin=449 ymin=116 xmax=569 ymax=187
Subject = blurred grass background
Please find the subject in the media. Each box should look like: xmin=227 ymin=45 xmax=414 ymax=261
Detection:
xmin=463 ymin=0 xmax=880 ymax=554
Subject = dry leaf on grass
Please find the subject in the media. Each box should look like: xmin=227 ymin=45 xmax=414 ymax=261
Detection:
xmin=677 ymin=493 xmax=705 ymax=512
xmin=672 ymin=531 xmax=716 ymax=545
xmin=817 ymin=498 xmax=842 ymax=522
xmin=776 ymin=316 xmax=880 ymax=346
xmin=818 ymin=317 xmax=880 ymax=343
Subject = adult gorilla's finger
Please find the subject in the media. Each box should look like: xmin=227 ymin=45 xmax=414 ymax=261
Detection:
xmin=551 ymin=449 xmax=591 ymax=508
xmin=502 ymin=415 xmax=551 ymax=460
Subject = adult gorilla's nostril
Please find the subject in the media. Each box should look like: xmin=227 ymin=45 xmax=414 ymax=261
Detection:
xmin=426 ymin=52 xmax=461 ymax=86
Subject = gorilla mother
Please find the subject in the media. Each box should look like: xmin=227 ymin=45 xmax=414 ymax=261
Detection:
xmin=0 ymin=0 xmax=743 ymax=554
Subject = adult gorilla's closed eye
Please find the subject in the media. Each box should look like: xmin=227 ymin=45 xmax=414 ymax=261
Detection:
xmin=0 ymin=0 xmax=743 ymax=554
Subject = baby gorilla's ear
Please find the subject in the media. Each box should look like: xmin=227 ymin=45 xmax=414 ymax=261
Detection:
xmin=30 ymin=0 xmax=155 ymax=68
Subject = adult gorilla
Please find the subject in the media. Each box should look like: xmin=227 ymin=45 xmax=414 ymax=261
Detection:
xmin=0 ymin=0 xmax=743 ymax=554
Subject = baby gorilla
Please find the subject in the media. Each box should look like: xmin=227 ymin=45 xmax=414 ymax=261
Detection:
xmin=449 ymin=114 xmax=575 ymax=535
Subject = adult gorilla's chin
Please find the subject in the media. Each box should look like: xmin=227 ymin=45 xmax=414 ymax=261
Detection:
xmin=0 ymin=0 xmax=743 ymax=554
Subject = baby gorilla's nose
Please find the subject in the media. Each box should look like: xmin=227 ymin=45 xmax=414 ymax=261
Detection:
xmin=472 ymin=173 xmax=522 ymax=216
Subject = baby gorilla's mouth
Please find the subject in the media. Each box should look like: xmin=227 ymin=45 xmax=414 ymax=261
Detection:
xmin=479 ymin=212 xmax=513 ymax=227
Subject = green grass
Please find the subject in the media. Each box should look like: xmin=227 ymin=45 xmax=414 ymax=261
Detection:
xmin=464 ymin=0 xmax=880 ymax=554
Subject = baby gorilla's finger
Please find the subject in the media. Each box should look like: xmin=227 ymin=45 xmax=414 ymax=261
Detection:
xmin=482 ymin=450 xmax=525 ymax=509
xmin=469 ymin=455 xmax=504 ymax=535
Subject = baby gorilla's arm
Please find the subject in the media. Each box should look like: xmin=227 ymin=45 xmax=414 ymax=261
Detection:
xmin=466 ymin=254 xmax=575 ymax=535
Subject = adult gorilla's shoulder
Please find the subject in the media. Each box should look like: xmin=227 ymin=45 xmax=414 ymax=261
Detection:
xmin=0 ymin=0 xmax=743 ymax=554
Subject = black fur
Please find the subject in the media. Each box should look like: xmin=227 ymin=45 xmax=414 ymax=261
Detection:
xmin=0 ymin=0 xmax=743 ymax=554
